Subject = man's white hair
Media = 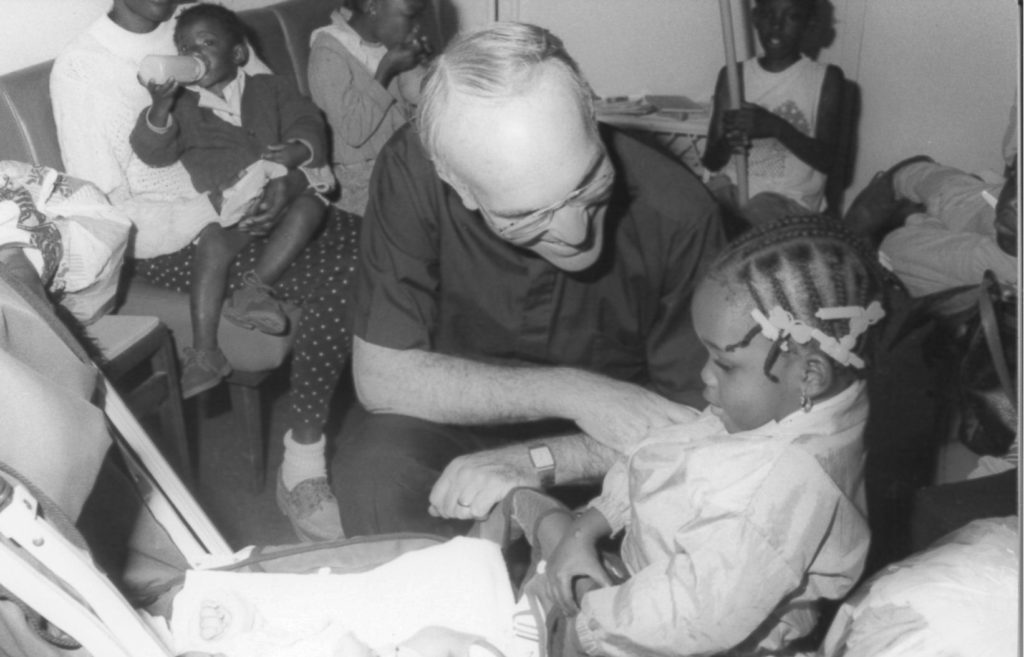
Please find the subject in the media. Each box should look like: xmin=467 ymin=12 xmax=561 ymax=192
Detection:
xmin=416 ymin=21 xmax=596 ymax=172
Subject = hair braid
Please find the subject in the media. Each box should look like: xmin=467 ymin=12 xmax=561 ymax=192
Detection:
xmin=710 ymin=215 xmax=893 ymax=373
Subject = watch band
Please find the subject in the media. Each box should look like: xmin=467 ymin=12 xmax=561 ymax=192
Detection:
xmin=528 ymin=444 xmax=556 ymax=488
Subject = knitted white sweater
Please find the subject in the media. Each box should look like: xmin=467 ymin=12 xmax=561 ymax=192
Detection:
xmin=50 ymin=8 xmax=268 ymax=258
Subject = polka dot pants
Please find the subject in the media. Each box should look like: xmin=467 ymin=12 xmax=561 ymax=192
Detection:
xmin=134 ymin=208 xmax=360 ymax=432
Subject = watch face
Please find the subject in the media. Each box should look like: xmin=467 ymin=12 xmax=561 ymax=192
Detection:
xmin=529 ymin=445 xmax=555 ymax=469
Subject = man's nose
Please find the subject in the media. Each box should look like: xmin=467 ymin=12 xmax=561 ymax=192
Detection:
xmin=544 ymin=206 xmax=590 ymax=246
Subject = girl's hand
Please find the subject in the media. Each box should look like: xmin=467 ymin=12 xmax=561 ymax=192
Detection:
xmin=261 ymin=142 xmax=310 ymax=169
xmin=724 ymin=103 xmax=783 ymax=141
xmin=544 ymin=532 xmax=613 ymax=616
xmin=379 ymin=24 xmax=431 ymax=80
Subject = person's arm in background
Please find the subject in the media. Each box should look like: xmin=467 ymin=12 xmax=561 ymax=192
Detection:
xmin=702 ymin=65 xmax=844 ymax=175
xmin=724 ymin=65 xmax=844 ymax=174
xmin=308 ymin=35 xmax=399 ymax=149
xmin=701 ymin=67 xmax=737 ymax=173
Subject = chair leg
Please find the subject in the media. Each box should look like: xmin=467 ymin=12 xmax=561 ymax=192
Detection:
xmin=227 ymin=379 xmax=265 ymax=493
xmin=152 ymin=327 xmax=191 ymax=480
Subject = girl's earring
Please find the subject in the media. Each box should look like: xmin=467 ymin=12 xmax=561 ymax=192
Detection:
xmin=800 ymin=391 xmax=814 ymax=413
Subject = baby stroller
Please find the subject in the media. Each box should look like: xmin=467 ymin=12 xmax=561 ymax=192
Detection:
xmin=0 ymin=267 xmax=509 ymax=657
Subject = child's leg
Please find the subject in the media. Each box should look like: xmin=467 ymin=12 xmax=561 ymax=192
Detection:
xmin=191 ymin=224 xmax=252 ymax=350
xmin=222 ymin=195 xmax=326 ymax=337
xmin=251 ymin=193 xmax=327 ymax=286
xmin=183 ymin=225 xmax=252 ymax=398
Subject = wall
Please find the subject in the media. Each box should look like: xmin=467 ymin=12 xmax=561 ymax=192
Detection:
xmin=2 ymin=0 xmax=1019 ymax=210
xmin=0 ymin=0 xmax=299 ymax=75
xmin=456 ymin=0 xmax=1019 ymax=209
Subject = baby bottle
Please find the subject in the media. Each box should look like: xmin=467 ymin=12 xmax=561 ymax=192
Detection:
xmin=138 ymin=54 xmax=207 ymax=85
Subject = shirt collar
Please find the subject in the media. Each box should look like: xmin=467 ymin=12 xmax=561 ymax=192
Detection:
xmin=194 ymin=68 xmax=247 ymax=127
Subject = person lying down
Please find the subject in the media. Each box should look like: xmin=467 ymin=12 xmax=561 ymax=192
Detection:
xmin=163 ymin=537 xmax=541 ymax=657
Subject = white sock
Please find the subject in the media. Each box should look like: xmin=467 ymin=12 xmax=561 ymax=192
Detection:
xmin=280 ymin=430 xmax=327 ymax=491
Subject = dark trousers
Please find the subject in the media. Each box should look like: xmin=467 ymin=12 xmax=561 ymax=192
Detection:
xmin=334 ymin=407 xmax=578 ymax=537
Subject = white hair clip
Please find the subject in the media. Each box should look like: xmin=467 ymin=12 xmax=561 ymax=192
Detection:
xmin=750 ymin=301 xmax=885 ymax=369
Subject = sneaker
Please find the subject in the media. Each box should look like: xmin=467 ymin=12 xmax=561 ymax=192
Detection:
xmin=845 ymin=155 xmax=934 ymax=246
xmin=222 ymin=270 xmax=289 ymax=335
xmin=181 ymin=347 xmax=232 ymax=399
xmin=275 ymin=467 xmax=344 ymax=542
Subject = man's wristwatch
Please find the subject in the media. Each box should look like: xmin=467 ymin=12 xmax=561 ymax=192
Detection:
xmin=528 ymin=444 xmax=556 ymax=489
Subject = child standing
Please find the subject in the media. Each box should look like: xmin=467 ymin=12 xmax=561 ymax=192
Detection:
xmin=307 ymin=0 xmax=432 ymax=216
xmin=525 ymin=217 xmax=893 ymax=656
xmin=702 ymin=0 xmax=846 ymax=234
xmin=130 ymin=3 xmax=335 ymax=398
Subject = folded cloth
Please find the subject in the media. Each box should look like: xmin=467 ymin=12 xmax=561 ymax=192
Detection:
xmin=0 ymin=160 xmax=131 ymax=324
xmin=170 ymin=537 xmax=530 ymax=657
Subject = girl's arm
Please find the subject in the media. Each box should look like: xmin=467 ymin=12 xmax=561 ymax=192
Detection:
xmin=701 ymin=67 xmax=737 ymax=173
xmin=308 ymin=37 xmax=397 ymax=149
xmin=738 ymin=65 xmax=845 ymax=174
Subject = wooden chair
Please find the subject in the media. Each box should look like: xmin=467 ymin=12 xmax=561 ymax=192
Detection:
xmin=84 ymin=315 xmax=191 ymax=479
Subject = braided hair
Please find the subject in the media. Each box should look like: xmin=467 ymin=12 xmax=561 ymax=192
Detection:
xmin=707 ymin=216 xmax=899 ymax=380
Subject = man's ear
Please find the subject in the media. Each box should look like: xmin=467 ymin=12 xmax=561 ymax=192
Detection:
xmin=435 ymin=165 xmax=479 ymax=211
xmin=233 ymin=42 xmax=250 ymax=67
xmin=800 ymin=351 xmax=834 ymax=401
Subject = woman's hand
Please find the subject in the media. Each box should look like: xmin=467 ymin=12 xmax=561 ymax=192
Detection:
xmin=262 ymin=142 xmax=311 ymax=170
xmin=237 ymin=169 xmax=307 ymax=235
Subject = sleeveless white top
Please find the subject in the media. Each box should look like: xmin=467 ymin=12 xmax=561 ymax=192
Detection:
xmin=723 ymin=56 xmax=828 ymax=212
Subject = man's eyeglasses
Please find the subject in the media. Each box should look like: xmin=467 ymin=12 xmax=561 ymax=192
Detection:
xmin=489 ymin=165 xmax=616 ymax=244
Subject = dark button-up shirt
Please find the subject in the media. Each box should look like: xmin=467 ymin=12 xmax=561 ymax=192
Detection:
xmin=355 ymin=122 xmax=724 ymax=407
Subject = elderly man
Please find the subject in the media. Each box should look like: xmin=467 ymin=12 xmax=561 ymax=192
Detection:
xmin=337 ymin=22 xmax=725 ymax=536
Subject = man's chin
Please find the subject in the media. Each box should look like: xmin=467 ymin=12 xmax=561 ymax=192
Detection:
xmin=531 ymin=233 xmax=604 ymax=272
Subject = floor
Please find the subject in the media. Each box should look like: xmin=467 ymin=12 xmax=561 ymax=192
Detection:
xmin=144 ymin=290 xmax=953 ymax=576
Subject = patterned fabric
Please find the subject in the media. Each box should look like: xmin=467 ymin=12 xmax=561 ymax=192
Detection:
xmin=134 ymin=208 xmax=359 ymax=429
xmin=0 ymin=161 xmax=131 ymax=323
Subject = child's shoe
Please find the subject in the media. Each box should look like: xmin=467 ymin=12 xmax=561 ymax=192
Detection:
xmin=222 ymin=270 xmax=289 ymax=335
xmin=181 ymin=347 xmax=232 ymax=399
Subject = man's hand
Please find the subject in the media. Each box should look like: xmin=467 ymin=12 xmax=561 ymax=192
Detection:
xmin=568 ymin=376 xmax=700 ymax=450
xmin=428 ymin=447 xmax=537 ymax=521
xmin=237 ymin=169 xmax=306 ymax=235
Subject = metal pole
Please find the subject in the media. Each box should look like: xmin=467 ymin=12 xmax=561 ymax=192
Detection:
xmin=718 ymin=0 xmax=749 ymax=205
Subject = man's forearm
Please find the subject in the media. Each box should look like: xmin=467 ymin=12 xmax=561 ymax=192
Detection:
xmin=355 ymin=337 xmax=605 ymax=426
xmin=545 ymin=432 xmax=620 ymax=486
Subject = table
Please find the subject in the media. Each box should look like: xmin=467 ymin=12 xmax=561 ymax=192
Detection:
xmin=597 ymin=109 xmax=710 ymax=174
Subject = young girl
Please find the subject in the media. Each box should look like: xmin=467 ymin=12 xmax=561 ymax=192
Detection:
xmin=308 ymin=0 xmax=432 ymax=216
xmin=131 ymin=3 xmax=335 ymax=399
xmin=527 ymin=217 xmax=894 ymax=656
xmin=702 ymin=0 xmax=846 ymax=234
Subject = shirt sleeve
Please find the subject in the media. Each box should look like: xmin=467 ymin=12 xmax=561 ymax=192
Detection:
xmin=588 ymin=457 xmax=631 ymax=533
xmin=576 ymin=451 xmax=849 ymax=657
xmin=644 ymin=189 xmax=724 ymax=408
xmin=129 ymin=107 xmax=184 ymax=167
xmin=308 ymin=35 xmax=398 ymax=150
xmin=272 ymin=77 xmax=330 ymax=168
xmin=354 ymin=128 xmax=441 ymax=349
